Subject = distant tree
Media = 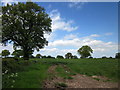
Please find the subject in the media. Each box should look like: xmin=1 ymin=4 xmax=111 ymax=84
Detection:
xmin=36 ymin=54 xmax=42 ymax=58
xmin=65 ymin=52 xmax=73 ymax=59
xmin=77 ymin=45 xmax=93 ymax=58
xmin=57 ymin=55 xmax=64 ymax=59
xmin=47 ymin=55 xmax=52 ymax=58
xmin=72 ymin=55 xmax=78 ymax=59
xmin=12 ymin=50 xmax=23 ymax=58
xmin=102 ymin=56 xmax=107 ymax=59
xmin=47 ymin=55 xmax=55 ymax=59
xmin=89 ymin=56 xmax=93 ymax=59
xmin=42 ymin=55 xmax=47 ymax=58
xmin=2 ymin=50 xmax=10 ymax=58
xmin=109 ymin=56 xmax=113 ymax=59
xmin=2 ymin=2 xmax=52 ymax=60
xmin=115 ymin=53 xmax=120 ymax=58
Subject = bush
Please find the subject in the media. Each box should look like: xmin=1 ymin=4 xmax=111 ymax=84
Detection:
xmin=56 ymin=55 xmax=64 ymax=59
xmin=2 ymin=58 xmax=31 ymax=73
xmin=89 ymin=56 xmax=93 ymax=59
xmin=55 ymin=82 xmax=68 ymax=88
xmin=102 ymin=56 xmax=107 ymax=59
xmin=109 ymin=57 xmax=113 ymax=59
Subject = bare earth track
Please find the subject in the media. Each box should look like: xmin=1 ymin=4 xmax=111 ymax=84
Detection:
xmin=43 ymin=65 xmax=118 ymax=89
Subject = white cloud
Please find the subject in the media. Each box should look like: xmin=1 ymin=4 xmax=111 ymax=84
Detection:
xmin=44 ymin=33 xmax=56 ymax=41
xmin=34 ymin=48 xmax=77 ymax=58
xmin=44 ymin=34 xmax=117 ymax=57
xmin=0 ymin=44 xmax=14 ymax=54
xmin=90 ymin=34 xmax=100 ymax=37
xmin=49 ymin=10 xmax=78 ymax=32
xmin=105 ymin=32 xmax=113 ymax=36
xmin=64 ymin=34 xmax=78 ymax=40
xmin=68 ymin=1 xmax=87 ymax=9
xmin=1 ymin=0 xmax=18 ymax=6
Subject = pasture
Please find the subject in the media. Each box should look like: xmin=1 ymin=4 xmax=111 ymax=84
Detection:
xmin=2 ymin=58 xmax=118 ymax=88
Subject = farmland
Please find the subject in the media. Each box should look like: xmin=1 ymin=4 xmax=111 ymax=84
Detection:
xmin=2 ymin=58 xmax=118 ymax=88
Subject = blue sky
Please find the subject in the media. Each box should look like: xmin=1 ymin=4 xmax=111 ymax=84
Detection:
xmin=1 ymin=1 xmax=118 ymax=58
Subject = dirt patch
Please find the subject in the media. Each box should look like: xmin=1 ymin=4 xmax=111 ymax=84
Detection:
xmin=66 ymin=74 xmax=118 ymax=88
xmin=47 ymin=65 xmax=57 ymax=74
xmin=43 ymin=65 xmax=118 ymax=88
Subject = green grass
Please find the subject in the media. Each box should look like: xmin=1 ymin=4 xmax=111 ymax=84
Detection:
xmin=2 ymin=60 xmax=50 ymax=88
xmin=55 ymin=65 xmax=75 ymax=79
xmin=3 ymin=58 xmax=118 ymax=88
xmin=66 ymin=59 xmax=118 ymax=82
xmin=14 ymin=62 xmax=50 ymax=88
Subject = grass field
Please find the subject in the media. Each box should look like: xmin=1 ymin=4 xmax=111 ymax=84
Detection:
xmin=2 ymin=58 xmax=118 ymax=88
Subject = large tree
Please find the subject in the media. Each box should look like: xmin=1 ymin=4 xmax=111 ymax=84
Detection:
xmin=2 ymin=50 xmax=10 ymax=58
xmin=65 ymin=52 xmax=73 ymax=59
xmin=2 ymin=2 xmax=52 ymax=60
xmin=115 ymin=53 xmax=120 ymax=58
xmin=77 ymin=45 xmax=93 ymax=58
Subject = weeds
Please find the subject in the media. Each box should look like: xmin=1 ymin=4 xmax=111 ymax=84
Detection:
xmin=55 ymin=82 xmax=68 ymax=88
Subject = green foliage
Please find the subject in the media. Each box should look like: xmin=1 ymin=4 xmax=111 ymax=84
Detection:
xmin=2 ymin=72 xmax=18 ymax=88
xmin=72 ymin=55 xmax=78 ymax=59
xmin=2 ymin=59 xmax=50 ymax=88
xmin=2 ymin=2 xmax=52 ymax=60
xmin=115 ymin=52 xmax=120 ymax=58
xmin=55 ymin=65 xmax=75 ymax=79
xmin=36 ymin=54 xmax=42 ymax=58
xmin=102 ymin=56 xmax=107 ymax=59
xmin=56 ymin=55 xmax=64 ymax=59
xmin=64 ymin=76 xmax=73 ymax=79
xmin=2 ymin=49 xmax=10 ymax=58
xmin=77 ymin=45 xmax=93 ymax=58
xmin=2 ymin=58 xmax=31 ymax=73
xmin=12 ymin=50 xmax=23 ymax=58
xmin=65 ymin=52 xmax=73 ymax=59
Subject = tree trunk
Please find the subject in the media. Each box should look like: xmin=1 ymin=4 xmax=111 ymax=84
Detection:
xmin=23 ymin=48 xmax=29 ymax=60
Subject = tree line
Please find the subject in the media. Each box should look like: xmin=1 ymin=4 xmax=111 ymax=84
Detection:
xmin=1 ymin=47 xmax=120 ymax=59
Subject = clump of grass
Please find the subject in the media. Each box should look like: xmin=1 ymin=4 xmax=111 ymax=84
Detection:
xmin=93 ymin=78 xmax=100 ymax=81
xmin=103 ymin=79 xmax=111 ymax=82
xmin=55 ymin=82 xmax=68 ymax=88
xmin=70 ymin=73 xmax=77 ymax=75
xmin=64 ymin=76 xmax=73 ymax=79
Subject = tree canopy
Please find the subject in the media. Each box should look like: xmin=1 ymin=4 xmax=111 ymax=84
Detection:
xmin=12 ymin=50 xmax=23 ymax=58
xmin=36 ymin=54 xmax=42 ymax=58
xmin=2 ymin=2 xmax=52 ymax=60
xmin=65 ymin=52 xmax=73 ymax=59
xmin=2 ymin=50 xmax=10 ymax=58
xmin=56 ymin=55 xmax=64 ymax=59
xmin=115 ymin=53 xmax=120 ymax=58
xmin=77 ymin=45 xmax=93 ymax=58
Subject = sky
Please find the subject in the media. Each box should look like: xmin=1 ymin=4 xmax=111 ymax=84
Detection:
xmin=0 ymin=1 xmax=118 ymax=58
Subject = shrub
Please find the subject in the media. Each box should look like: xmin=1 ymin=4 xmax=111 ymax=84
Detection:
xmin=56 ymin=55 xmax=64 ymax=59
xmin=102 ymin=56 xmax=107 ymax=59
xmin=55 ymin=82 xmax=68 ymax=88
xmin=89 ymin=56 xmax=93 ymax=59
